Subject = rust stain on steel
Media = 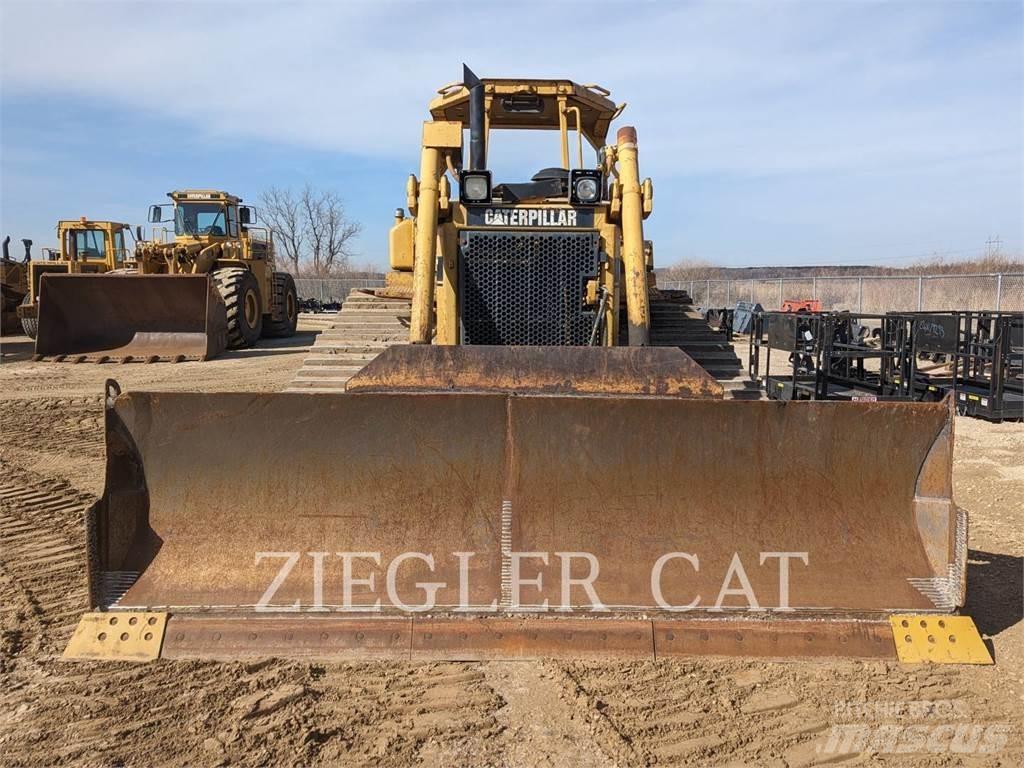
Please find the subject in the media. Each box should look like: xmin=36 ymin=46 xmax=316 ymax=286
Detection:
xmin=412 ymin=618 xmax=654 ymax=660
xmin=653 ymin=619 xmax=895 ymax=660
xmin=153 ymin=615 xmax=896 ymax=661
xmin=87 ymin=386 xmax=957 ymax=625
xmin=91 ymin=390 xmax=507 ymax=611
xmin=505 ymin=397 xmax=955 ymax=613
xmin=346 ymin=345 xmax=724 ymax=398
xmin=35 ymin=273 xmax=226 ymax=362
xmin=161 ymin=616 xmax=412 ymax=660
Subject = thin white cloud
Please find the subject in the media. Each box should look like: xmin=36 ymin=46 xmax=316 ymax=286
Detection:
xmin=2 ymin=0 xmax=1021 ymax=266
xmin=2 ymin=0 xmax=1020 ymax=179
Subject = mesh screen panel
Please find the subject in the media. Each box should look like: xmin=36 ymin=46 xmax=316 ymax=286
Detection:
xmin=459 ymin=230 xmax=598 ymax=345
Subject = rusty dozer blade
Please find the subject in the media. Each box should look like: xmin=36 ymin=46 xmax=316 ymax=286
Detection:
xmin=35 ymin=273 xmax=226 ymax=362
xmin=83 ymin=346 xmax=964 ymax=660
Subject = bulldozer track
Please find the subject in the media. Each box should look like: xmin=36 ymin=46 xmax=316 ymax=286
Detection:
xmin=286 ymin=289 xmax=411 ymax=393
xmin=0 ymin=463 xmax=91 ymax=637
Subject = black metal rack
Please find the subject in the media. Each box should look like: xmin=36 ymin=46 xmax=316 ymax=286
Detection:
xmin=950 ymin=312 xmax=1023 ymax=421
xmin=748 ymin=309 xmax=1022 ymax=419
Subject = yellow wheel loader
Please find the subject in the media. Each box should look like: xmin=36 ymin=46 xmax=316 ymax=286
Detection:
xmin=16 ymin=219 xmax=136 ymax=342
xmin=1 ymin=236 xmax=29 ymax=335
xmin=32 ymin=192 xmax=298 ymax=363
xmin=67 ymin=68 xmax=988 ymax=665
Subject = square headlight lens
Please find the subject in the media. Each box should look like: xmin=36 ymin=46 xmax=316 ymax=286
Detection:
xmin=570 ymin=169 xmax=602 ymax=204
xmin=460 ymin=172 xmax=491 ymax=203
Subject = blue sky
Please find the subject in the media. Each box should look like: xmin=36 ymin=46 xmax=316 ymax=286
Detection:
xmin=1 ymin=0 xmax=1021 ymax=270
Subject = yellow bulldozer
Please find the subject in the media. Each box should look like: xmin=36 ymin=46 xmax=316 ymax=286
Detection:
xmin=66 ymin=68 xmax=987 ymax=665
xmin=31 ymin=191 xmax=298 ymax=362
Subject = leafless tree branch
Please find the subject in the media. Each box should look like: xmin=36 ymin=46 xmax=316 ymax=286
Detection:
xmin=258 ymin=184 xmax=362 ymax=277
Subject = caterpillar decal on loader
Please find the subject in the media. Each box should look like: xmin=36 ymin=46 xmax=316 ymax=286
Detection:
xmin=67 ymin=67 xmax=989 ymax=664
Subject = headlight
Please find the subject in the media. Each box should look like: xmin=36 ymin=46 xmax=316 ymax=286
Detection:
xmin=575 ymin=178 xmax=599 ymax=202
xmin=569 ymin=169 xmax=602 ymax=205
xmin=460 ymin=171 xmax=491 ymax=204
xmin=464 ymin=176 xmax=489 ymax=200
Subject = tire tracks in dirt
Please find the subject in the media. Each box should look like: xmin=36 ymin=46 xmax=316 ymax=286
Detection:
xmin=558 ymin=658 xmax=1022 ymax=766
xmin=479 ymin=660 xmax=635 ymax=767
xmin=0 ymin=462 xmax=92 ymax=650
xmin=0 ymin=395 xmax=106 ymax=494
xmin=0 ymin=658 xmax=511 ymax=766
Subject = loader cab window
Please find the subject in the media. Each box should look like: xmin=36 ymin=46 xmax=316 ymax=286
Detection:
xmin=226 ymin=205 xmax=238 ymax=237
xmin=71 ymin=229 xmax=107 ymax=260
xmin=113 ymin=230 xmax=127 ymax=265
xmin=175 ymin=203 xmax=228 ymax=237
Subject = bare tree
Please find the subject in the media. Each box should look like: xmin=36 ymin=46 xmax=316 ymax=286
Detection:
xmin=258 ymin=186 xmax=303 ymax=274
xmin=258 ymin=184 xmax=362 ymax=277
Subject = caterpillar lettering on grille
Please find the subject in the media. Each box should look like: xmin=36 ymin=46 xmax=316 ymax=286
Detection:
xmin=459 ymin=231 xmax=599 ymax=345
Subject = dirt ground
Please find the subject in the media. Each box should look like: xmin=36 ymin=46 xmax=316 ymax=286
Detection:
xmin=0 ymin=327 xmax=1021 ymax=767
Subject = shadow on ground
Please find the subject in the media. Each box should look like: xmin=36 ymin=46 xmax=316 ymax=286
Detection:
xmin=965 ymin=548 xmax=1023 ymax=638
xmin=0 ymin=336 xmax=35 ymax=363
xmin=220 ymin=331 xmax=318 ymax=359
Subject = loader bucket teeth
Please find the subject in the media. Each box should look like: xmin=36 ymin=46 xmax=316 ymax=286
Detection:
xmin=34 ymin=273 xmax=227 ymax=362
xmin=82 ymin=348 xmax=964 ymax=660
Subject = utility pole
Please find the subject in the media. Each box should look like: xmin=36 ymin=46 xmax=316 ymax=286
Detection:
xmin=985 ymin=235 xmax=1002 ymax=257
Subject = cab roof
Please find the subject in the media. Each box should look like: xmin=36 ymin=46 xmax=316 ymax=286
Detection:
xmin=58 ymin=219 xmax=131 ymax=230
xmin=168 ymin=190 xmax=242 ymax=204
xmin=428 ymin=78 xmax=623 ymax=148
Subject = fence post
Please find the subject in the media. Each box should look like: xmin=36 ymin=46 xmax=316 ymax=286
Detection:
xmin=858 ymin=277 xmax=863 ymax=313
xmin=917 ymin=276 xmax=923 ymax=311
xmin=319 ymin=279 xmax=325 ymax=303
xmin=778 ymin=278 xmax=783 ymax=309
xmin=812 ymin=277 xmax=817 ymax=300
xmin=706 ymin=279 xmax=710 ymax=307
xmin=996 ymin=274 xmax=1002 ymax=311
xmin=749 ymin=278 xmax=754 ymax=303
xmin=690 ymin=280 xmax=694 ymax=301
xmin=726 ymin=281 xmax=731 ymax=307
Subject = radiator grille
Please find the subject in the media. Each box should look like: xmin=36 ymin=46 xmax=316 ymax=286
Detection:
xmin=459 ymin=230 xmax=599 ymax=345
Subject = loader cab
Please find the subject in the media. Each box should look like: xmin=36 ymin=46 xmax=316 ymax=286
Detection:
xmin=153 ymin=190 xmax=254 ymax=244
xmin=160 ymin=191 xmax=240 ymax=241
xmin=22 ymin=220 xmax=132 ymax=308
xmin=142 ymin=189 xmax=272 ymax=273
xmin=57 ymin=221 xmax=131 ymax=269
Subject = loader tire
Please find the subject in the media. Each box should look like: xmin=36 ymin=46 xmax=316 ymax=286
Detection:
xmin=261 ymin=272 xmax=298 ymax=338
xmin=214 ymin=267 xmax=262 ymax=349
xmin=19 ymin=295 xmax=37 ymax=340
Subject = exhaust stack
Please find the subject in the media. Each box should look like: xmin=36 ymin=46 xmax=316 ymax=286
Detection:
xmin=464 ymin=64 xmax=485 ymax=171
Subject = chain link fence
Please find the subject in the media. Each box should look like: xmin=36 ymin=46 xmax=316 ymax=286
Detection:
xmin=660 ymin=273 xmax=1023 ymax=312
xmin=296 ymin=273 xmax=1023 ymax=312
xmin=294 ymin=278 xmax=385 ymax=303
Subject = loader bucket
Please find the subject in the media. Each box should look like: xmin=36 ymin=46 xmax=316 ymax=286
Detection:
xmin=35 ymin=273 xmax=226 ymax=362
xmin=82 ymin=347 xmax=963 ymax=660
